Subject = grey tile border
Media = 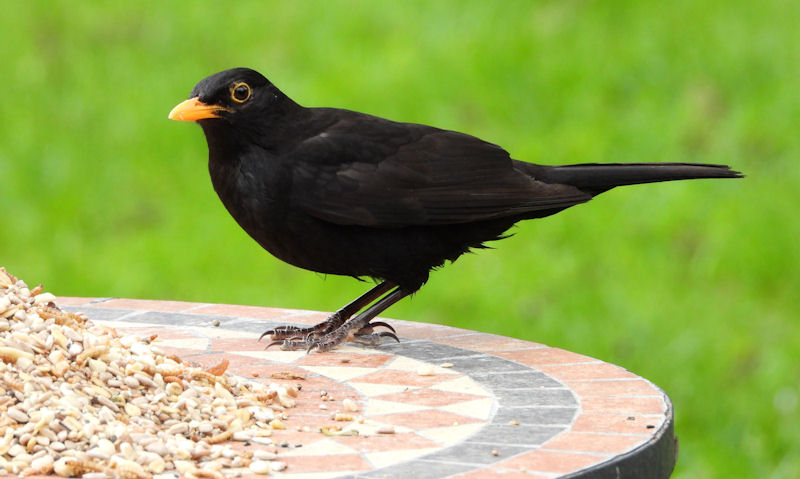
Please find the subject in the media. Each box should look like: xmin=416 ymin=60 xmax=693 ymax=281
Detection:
xmin=491 ymin=406 xmax=578 ymax=426
xmin=494 ymin=387 xmax=579 ymax=407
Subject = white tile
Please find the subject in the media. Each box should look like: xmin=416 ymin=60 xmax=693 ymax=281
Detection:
xmin=301 ymin=366 xmax=375 ymax=382
xmin=363 ymin=399 xmax=431 ymax=416
xmin=233 ymin=350 xmax=307 ymax=363
xmin=430 ymin=375 xmax=492 ymax=396
xmin=420 ymin=423 xmax=485 ymax=445
xmin=384 ymin=356 xmax=461 ymax=376
xmin=351 ymin=420 xmax=413 ymax=436
xmin=438 ymin=397 xmax=495 ymax=420
xmin=348 ymin=382 xmax=417 ymax=397
xmin=383 ymin=356 xmax=427 ymax=371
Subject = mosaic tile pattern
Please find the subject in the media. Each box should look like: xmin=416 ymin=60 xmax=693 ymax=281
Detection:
xmin=57 ymin=297 xmax=676 ymax=478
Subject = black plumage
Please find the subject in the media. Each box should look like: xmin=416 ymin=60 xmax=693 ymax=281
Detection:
xmin=169 ymin=68 xmax=741 ymax=351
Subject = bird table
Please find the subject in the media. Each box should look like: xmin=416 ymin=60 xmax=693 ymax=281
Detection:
xmin=56 ymin=297 xmax=676 ymax=478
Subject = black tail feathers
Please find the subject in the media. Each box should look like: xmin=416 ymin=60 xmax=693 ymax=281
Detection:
xmin=540 ymin=162 xmax=743 ymax=194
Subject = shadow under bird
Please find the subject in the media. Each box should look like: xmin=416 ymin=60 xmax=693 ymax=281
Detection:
xmin=169 ymin=68 xmax=742 ymax=352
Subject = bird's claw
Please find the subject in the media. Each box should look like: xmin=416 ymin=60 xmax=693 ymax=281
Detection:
xmin=259 ymin=325 xmax=305 ymax=341
xmin=260 ymin=319 xmax=399 ymax=353
xmin=259 ymin=311 xmax=347 ymax=342
xmin=365 ymin=321 xmax=396 ymax=333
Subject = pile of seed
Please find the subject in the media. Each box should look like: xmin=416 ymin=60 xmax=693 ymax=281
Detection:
xmin=0 ymin=268 xmax=294 ymax=478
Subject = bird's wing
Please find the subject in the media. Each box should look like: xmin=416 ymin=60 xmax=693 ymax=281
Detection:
xmin=288 ymin=114 xmax=590 ymax=227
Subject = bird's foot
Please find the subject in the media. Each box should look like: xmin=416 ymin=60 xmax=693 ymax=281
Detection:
xmin=265 ymin=320 xmax=398 ymax=352
xmin=259 ymin=311 xmax=345 ymax=342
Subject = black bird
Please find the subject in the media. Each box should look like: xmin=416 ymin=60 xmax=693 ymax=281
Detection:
xmin=169 ymin=68 xmax=741 ymax=352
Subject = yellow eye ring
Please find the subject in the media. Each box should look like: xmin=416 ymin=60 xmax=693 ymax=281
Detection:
xmin=230 ymin=82 xmax=251 ymax=103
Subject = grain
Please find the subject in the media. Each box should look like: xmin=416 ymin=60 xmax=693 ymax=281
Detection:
xmin=0 ymin=267 xmax=294 ymax=476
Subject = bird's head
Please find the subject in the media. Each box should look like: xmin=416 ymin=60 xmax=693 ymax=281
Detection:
xmin=168 ymin=68 xmax=292 ymax=126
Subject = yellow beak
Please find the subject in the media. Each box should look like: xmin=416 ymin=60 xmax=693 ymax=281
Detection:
xmin=168 ymin=97 xmax=230 ymax=121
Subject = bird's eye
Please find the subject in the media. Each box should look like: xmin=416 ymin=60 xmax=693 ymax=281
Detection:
xmin=230 ymin=82 xmax=251 ymax=103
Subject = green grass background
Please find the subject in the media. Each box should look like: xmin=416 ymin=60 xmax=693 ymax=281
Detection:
xmin=1 ymin=1 xmax=797 ymax=476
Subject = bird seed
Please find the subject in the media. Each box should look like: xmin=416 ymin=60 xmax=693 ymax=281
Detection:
xmin=0 ymin=267 xmax=293 ymax=477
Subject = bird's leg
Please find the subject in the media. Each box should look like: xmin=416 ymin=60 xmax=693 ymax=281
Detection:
xmin=259 ymin=281 xmax=395 ymax=342
xmin=310 ymin=287 xmax=409 ymax=352
xmin=268 ymin=287 xmax=409 ymax=352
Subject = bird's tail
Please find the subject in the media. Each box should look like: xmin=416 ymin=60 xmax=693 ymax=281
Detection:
xmin=538 ymin=162 xmax=743 ymax=194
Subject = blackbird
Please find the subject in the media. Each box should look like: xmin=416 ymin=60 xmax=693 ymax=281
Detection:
xmin=169 ymin=67 xmax=741 ymax=352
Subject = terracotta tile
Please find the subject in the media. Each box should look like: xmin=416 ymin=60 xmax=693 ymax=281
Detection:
xmin=294 ymin=365 xmax=375 ymax=384
xmin=288 ymin=393 xmax=363 ymax=417
xmin=283 ymin=414 xmax=355 ymax=430
xmin=565 ymin=379 xmax=661 ymax=397
xmin=280 ymin=394 xmax=362 ymax=420
xmin=498 ymin=449 xmax=607 ymax=474
xmin=434 ymin=333 xmax=545 ymax=353
xmin=374 ymin=388 xmax=486 ymax=407
xmin=317 ymin=389 xmax=363 ymax=405
xmin=210 ymin=337 xmax=273 ymax=352
xmin=580 ymin=396 xmax=665 ymax=415
xmin=295 ymin=352 xmax=394 ymax=368
xmin=536 ymin=363 xmax=637 ymax=381
xmin=277 ymin=453 xmax=372 ymax=473
xmin=226 ymin=363 xmax=327 ymax=386
xmin=450 ymin=469 xmax=551 ymax=479
xmin=87 ymin=298 xmax=205 ymax=312
xmin=299 ymin=376 xmax=364 ymax=393
xmin=188 ymin=303 xmax=311 ymax=320
xmin=494 ymin=347 xmax=596 ymax=366
xmin=115 ymin=326 xmax=198 ymax=341
xmin=544 ymin=432 xmax=645 ymax=454
xmin=572 ymin=413 xmax=664 ymax=434
xmin=54 ymin=296 xmax=98 ymax=306
xmin=354 ymin=370 xmax=452 ymax=388
xmin=227 ymin=362 xmax=311 ymax=378
xmin=370 ymin=409 xmax=482 ymax=429
xmin=333 ymin=432 xmax=441 ymax=452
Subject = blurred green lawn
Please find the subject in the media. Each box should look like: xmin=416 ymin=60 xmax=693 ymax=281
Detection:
xmin=1 ymin=1 xmax=798 ymax=477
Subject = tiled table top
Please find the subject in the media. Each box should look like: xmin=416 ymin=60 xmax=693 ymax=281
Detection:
xmin=57 ymin=297 xmax=676 ymax=479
